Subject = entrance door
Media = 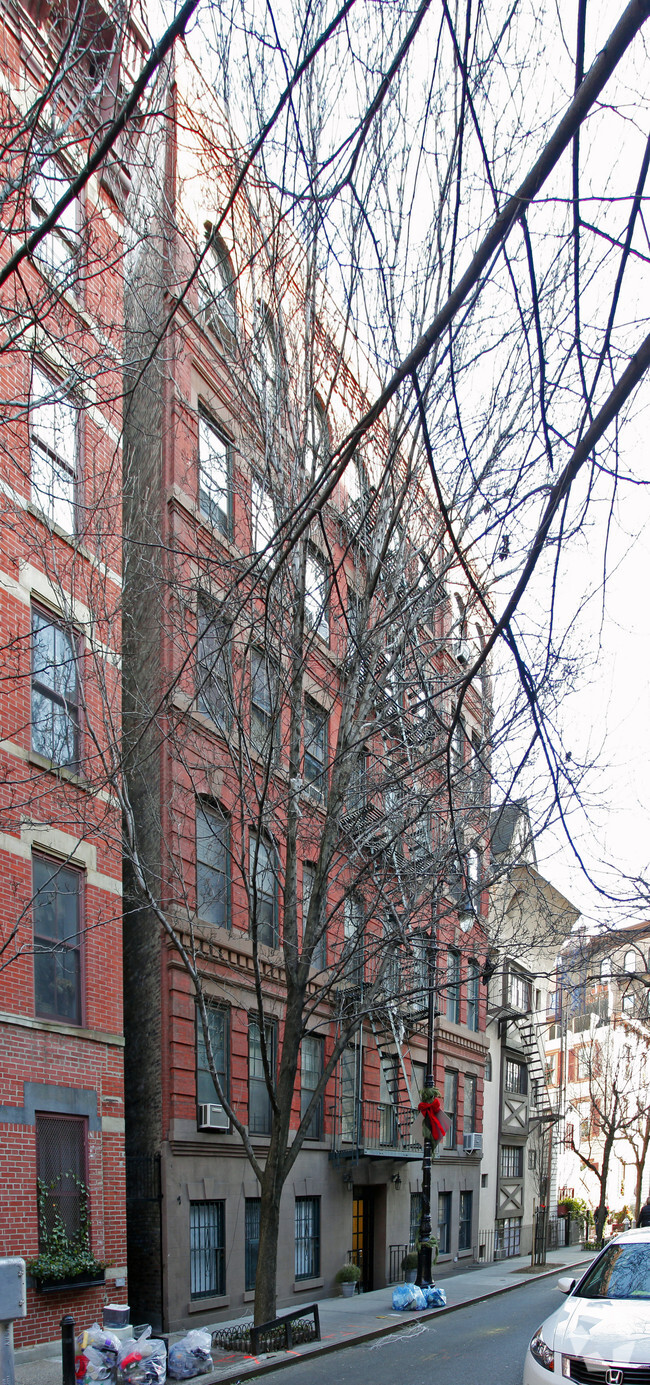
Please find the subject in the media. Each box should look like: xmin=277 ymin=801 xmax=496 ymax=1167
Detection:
xmin=352 ymin=1188 xmax=375 ymax=1292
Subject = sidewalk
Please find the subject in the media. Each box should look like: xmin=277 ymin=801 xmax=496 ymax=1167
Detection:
xmin=14 ymin=1246 xmax=594 ymax=1385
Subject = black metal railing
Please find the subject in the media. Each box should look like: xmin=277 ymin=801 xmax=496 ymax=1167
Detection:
xmin=332 ymin=1099 xmax=421 ymax=1156
xmin=388 ymin=1244 xmax=409 ymax=1283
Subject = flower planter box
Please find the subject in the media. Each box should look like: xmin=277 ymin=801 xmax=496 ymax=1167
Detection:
xmin=32 ymin=1270 xmax=105 ymax=1293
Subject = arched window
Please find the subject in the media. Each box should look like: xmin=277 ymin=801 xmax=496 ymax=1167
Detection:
xmin=624 ymin=950 xmax=637 ymax=974
xmin=199 ymin=231 xmax=236 ymax=338
xmin=253 ymin=301 xmax=279 ymax=401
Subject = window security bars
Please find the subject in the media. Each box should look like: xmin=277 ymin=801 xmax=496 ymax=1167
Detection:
xmin=295 ymin=1196 xmax=320 ymax=1280
xmin=190 ymin=1200 xmax=225 ymax=1298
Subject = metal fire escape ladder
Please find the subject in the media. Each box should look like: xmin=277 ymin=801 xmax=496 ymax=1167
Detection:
xmin=512 ymin=1012 xmax=556 ymax=1122
xmin=368 ymin=1011 xmax=414 ymax=1110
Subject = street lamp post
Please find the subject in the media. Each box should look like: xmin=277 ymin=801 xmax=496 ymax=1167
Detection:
xmin=416 ymin=920 xmax=437 ymax=1288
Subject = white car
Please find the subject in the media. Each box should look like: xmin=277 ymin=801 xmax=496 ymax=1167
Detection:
xmin=523 ymin=1229 xmax=650 ymax=1384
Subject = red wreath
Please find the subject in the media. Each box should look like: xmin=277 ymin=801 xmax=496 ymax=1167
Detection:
xmin=418 ymin=1097 xmax=446 ymax=1143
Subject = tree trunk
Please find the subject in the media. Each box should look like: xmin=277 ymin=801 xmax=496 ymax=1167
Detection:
xmin=254 ymin=1182 xmax=282 ymax=1325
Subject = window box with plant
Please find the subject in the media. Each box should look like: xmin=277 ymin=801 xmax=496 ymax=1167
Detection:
xmin=27 ymin=1172 xmax=106 ymax=1291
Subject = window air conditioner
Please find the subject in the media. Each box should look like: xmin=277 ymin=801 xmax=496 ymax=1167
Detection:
xmin=197 ymin=1102 xmax=229 ymax=1132
xmin=463 ymin=1132 xmax=483 ymax=1154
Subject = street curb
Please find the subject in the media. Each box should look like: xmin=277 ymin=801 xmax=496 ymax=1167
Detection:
xmin=200 ymin=1255 xmax=593 ymax=1385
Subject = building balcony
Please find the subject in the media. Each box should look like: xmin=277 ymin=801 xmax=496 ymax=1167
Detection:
xmin=330 ymin=1100 xmax=422 ymax=1163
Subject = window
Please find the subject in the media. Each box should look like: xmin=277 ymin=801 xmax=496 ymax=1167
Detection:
xmin=196 ymin=1004 xmax=229 ymax=1109
xmin=481 ymin=1173 xmax=488 ymax=1188
xmin=495 ymin=1216 xmax=521 ymax=1258
xmin=250 ymin=650 xmax=278 ymax=757
xmin=340 ymin=1046 xmax=358 ymax=1143
xmin=36 ymin=1114 xmax=86 ymax=1248
xmin=463 ymin=1074 xmax=477 ymax=1134
xmin=31 ymin=607 xmax=79 ymax=767
xmin=33 ymin=855 xmax=81 ymax=1024
xmin=304 ymin=700 xmax=327 ymax=798
xmin=437 ymin=1191 xmax=452 ymax=1255
xmin=508 ymin=970 xmax=531 ymax=1012
xmin=579 ymin=1116 xmax=590 ymax=1143
xmin=249 ymin=834 xmax=278 ymax=947
xmin=196 ymin=603 xmax=231 ymax=730
xmin=30 ymin=366 xmax=78 ymax=532
xmin=600 ymin=957 xmax=612 ymax=981
xmin=500 ymin=1145 xmax=523 ymax=1178
xmin=466 ymin=959 xmax=480 ymax=1032
xmin=301 ymin=1034 xmax=323 ymax=1139
xmin=190 ymin=1201 xmax=225 ymax=1298
xmin=196 ymin=803 xmax=229 ymax=928
xmin=443 ymin=1070 xmax=458 ymax=1149
xmin=198 ymin=234 xmax=236 ymax=338
xmin=484 ymin=1052 xmax=492 ymax=1082
xmin=504 ymin=1058 xmax=527 ymax=1095
xmin=295 ymin=1196 xmax=320 ymax=1280
xmin=198 ymin=409 xmax=230 ymax=534
xmin=305 ymin=399 xmax=329 ymax=476
xmin=410 ymin=1192 xmax=422 ymax=1248
xmin=31 ymin=158 xmax=78 ymax=281
xmin=305 ymin=549 xmax=329 ymax=641
xmin=528 ymin=1147 xmax=537 ymax=1170
xmin=248 ymin=1018 xmax=275 ymax=1134
xmin=379 ymin=1055 xmax=398 ymax=1145
xmin=466 ymin=849 xmax=480 ymax=907
xmin=624 ymin=950 xmax=637 ymax=974
xmin=451 ymin=718 xmax=465 ymax=774
xmin=302 ymin=863 xmax=326 ymax=970
xmin=348 ymin=751 xmax=368 ymax=813
xmin=245 ymin=1197 xmax=260 ymax=1291
xmin=459 ymin=1190 xmax=473 ymax=1251
xmin=343 ymin=895 xmax=364 ymax=987
xmin=253 ymin=303 xmax=279 ymax=402
xmin=251 ymin=477 xmax=276 ymax=554
xmin=446 ymin=949 xmax=461 ymax=1024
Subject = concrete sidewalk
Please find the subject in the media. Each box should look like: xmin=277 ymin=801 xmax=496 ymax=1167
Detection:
xmin=14 ymin=1246 xmax=594 ymax=1385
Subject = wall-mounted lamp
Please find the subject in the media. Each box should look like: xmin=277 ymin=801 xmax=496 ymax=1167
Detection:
xmin=391 ymin=1172 xmax=402 ymax=1190
xmin=342 ymin=1171 xmax=354 ymax=1191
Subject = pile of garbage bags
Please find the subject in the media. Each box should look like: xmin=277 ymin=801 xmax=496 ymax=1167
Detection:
xmin=117 ymin=1328 xmax=168 ymax=1383
xmin=74 ymin=1323 xmax=214 ymax=1384
xmin=392 ymin=1282 xmax=447 ymax=1311
xmin=167 ymin=1329 xmax=213 ymax=1379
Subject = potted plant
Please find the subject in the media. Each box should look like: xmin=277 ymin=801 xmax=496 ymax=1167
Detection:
xmin=335 ymin=1263 xmax=362 ymax=1297
xmin=27 ymin=1174 xmax=106 ymax=1292
xmin=401 ymin=1250 xmax=419 ymax=1283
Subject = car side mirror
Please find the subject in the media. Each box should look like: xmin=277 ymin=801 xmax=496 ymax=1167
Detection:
xmin=557 ymin=1277 xmax=576 ymax=1295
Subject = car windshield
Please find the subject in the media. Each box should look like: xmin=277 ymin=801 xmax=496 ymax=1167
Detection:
xmin=577 ymin=1244 xmax=650 ymax=1300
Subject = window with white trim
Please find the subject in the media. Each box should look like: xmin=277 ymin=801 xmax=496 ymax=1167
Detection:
xmin=31 ymin=158 xmax=79 ymax=281
xmin=33 ymin=854 xmax=81 ymax=1025
xmin=198 ymin=408 xmax=230 ymax=534
xmin=31 ymin=607 xmax=79 ymax=767
xmin=30 ymin=366 xmax=78 ymax=532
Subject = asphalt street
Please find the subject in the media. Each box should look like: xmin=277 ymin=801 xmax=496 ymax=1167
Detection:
xmin=249 ymin=1278 xmax=563 ymax=1385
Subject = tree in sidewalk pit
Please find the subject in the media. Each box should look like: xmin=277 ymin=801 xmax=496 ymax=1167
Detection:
xmin=2 ymin=0 xmax=650 ymax=1330
xmin=568 ymin=1020 xmax=650 ymax=1245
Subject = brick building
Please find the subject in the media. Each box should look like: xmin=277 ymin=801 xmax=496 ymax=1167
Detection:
xmin=122 ymin=51 xmax=491 ymax=1333
xmin=0 ymin=0 xmax=145 ymax=1345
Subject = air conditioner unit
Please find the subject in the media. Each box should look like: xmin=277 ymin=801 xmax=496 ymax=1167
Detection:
xmin=456 ymin=639 xmax=471 ymax=666
xmin=463 ymin=1132 xmax=483 ymax=1154
xmin=197 ymin=1102 xmax=229 ymax=1132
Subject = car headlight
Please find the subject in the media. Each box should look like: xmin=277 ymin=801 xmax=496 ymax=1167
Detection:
xmin=530 ymin=1326 xmax=555 ymax=1373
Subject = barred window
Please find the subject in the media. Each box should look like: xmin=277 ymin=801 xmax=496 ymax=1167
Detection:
xmin=437 ymin=1191 xmax=452 ymax=1255
xmin=500 ymin=1144 xmax=523 ymax=1178
xmin=245 ymin=1197 xmax=260 ymax=1292
xmin=409 ymin=1192 xmax=422 ymax=1248
xmin=295 ymin=1196 xmax=320 ymax=1280
xmin=36 ymin=1114 xmax=86 ymax=1249
xmin=504 ymin=1058 xmax=527 ymax=1095
xmin=190 ymin=1201 xmax=225 ymax=1299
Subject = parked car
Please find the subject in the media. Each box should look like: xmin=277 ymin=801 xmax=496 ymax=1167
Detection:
xmin=523 ymin=1229 xmax=650 ymax=1383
